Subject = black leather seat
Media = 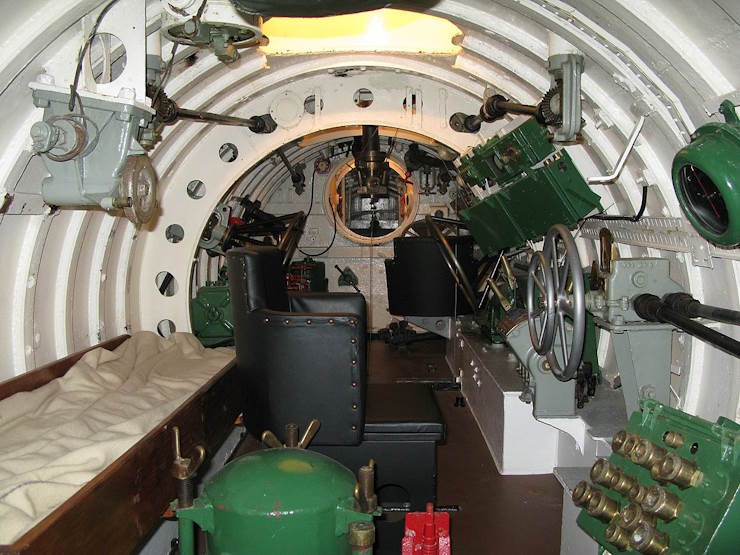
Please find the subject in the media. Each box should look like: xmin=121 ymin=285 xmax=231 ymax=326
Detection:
xmin=385 ymin=235 xmax=475 ymax=317
xmin=227 ymin=246 xmax=444 ymax=513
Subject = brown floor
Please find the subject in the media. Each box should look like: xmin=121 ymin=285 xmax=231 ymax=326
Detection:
xmin=368 ymin=338 xmax=563 ymax=555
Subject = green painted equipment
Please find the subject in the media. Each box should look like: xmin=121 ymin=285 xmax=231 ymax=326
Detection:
xmin=176 ymin=448 xmax=377 ymax=555
xmin=574 ymin=400 xmax=740 ymax=554
xmin=190 ymin=268 xmax=233 ymax=347
xmin=458 ymin=119 xmax=602 ymax=254
xmin=672 ymin=99 xmax=740 ymax=246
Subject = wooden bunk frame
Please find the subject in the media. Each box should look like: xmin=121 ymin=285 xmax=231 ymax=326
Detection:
xmin=0 ymin=335 xmax=241 ymax=555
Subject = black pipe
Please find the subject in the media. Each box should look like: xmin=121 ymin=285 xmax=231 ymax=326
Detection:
xmin=634 ymin=294 xmax=740 ymax=358
xmin=663 ymin=293 xmax=740 ymax=326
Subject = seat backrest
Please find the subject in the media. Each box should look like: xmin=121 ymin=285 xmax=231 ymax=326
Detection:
xmin=227 ymin=246 xmax=289 ymax=312
xmin=385 ymin=235 xmax=475 ymax=317
xmin=227 ymin=246 xmax=367 ymax=447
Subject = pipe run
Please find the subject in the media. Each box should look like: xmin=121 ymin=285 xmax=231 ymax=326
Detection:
xmin=634 ymin=294 xmax=740 ymax=358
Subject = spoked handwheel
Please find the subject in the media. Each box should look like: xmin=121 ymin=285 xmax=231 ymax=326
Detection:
xmin=526 ymin=224 xmax=586 ymax=381
xmin=526 ymin=251 xmax=556 ymax=355
xmin=425 ymin=214 xmax=477 ymax=310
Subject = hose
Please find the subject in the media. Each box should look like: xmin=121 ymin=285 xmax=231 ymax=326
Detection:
xmin=663 ymin=293 xmax=740 ymax=326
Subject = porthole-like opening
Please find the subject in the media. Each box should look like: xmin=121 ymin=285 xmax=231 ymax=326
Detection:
xmin=324 ymin=158 xmax=417 ymax=245
xmin=88 ymin=33 xmax=126 ymax=84
xmin=187 ymin=179 xmax=206 ymax=199
xmin=304 ymin=94 xmax=324 ymax=114
xmin=677 ymin=164 xmax=729 ymax=235
xmin=353 ymin=88 xmax=374 ymax=108
xmin=165 ymin=224 xmax=184 ymax=243
xmin=155 ymin=271 xmax=178 ymax=297
xmin=219 ymin=143 xmax=239 ymax=163
xmin=157 ymin=319 xmax=176 ymax=338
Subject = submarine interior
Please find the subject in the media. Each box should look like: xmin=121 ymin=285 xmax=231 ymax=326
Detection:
xmin=0 ymin=1 xmax=738 ymax=554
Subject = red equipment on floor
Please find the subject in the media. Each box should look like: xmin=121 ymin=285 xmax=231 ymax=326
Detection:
xmin=401 ymin=502 xmax=451 ymax=554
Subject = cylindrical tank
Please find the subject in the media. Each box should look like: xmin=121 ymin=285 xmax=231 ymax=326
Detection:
xmin=176 ymin=448 xmax=373 ymax=555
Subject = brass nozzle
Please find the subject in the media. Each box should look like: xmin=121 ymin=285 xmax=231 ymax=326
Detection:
xmin=572 ymin=481 xmax=596 ymax=508
xmin=285 ymin=423 xmax=299 ymax=448
xmin=642 ymin=486 xmax=681 ymax=521
xmin=657 ymin=452 xmax=702 ymax=489
xmin=628 ymin=484 xmax=649 ymax=505
xmin=613 ymin=469 xmax=638 ymax=496
xmin=590 ymin=458 xmax=619 ymax=488
xmin=358 ymin=463 xmax=378 ymax=513
xmin=613 ymin=431 xmax=640 ymax=458
xmin=587 ymin=489 xmax=620 ymax=523
xmin=629 ymin=521 xmax=670 ymax=555
xmin=662 ymin=430 xmax=684 ymax=449
xmin=605 ymin=520 xmax=630 ymax=551
xmin=631 ymin=439 xmax=667 ymax=469
xmin=619 ymin=502 xmax=656 ymax=532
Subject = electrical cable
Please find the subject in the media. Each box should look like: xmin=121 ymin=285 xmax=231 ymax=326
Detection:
xmin=583 ymin=185 xmax=648 ymax=223
xmin=69 ymin=0 xmax=121 ymax=112
xmin=297 ymin=165 xmax=337 ymax=256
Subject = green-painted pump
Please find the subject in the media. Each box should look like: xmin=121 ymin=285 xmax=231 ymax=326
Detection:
xmin=174 ymin=422 xmax=379 ymax=555
xmin=672 ymin=99 xmax=740 ymax=246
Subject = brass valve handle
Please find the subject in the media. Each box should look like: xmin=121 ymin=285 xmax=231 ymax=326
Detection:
xmin=171 ymin=426 xmax=206 ymax=480
xmin=260 ymin=418 xmax=322 ymax=449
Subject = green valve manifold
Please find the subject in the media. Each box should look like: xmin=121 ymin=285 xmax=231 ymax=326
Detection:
xmin=672 ymin=99 xmax=740 ymax=246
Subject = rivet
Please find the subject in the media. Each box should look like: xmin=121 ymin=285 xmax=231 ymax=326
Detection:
xmin=351 ymin=425 xmax=357 ymax=431
xmin=306 ymin=319 xmax=312 ymax=325
xmin=352 ymin=381 xmax=357 ymax=388
xmin=352 ymin=403 xmax=357 ymax=410
xmin=352 ymin=359 xmax=357 ymax=365
xmin=351 ymin=338 xmax=357 ymax=344
xmin=349 ymin=319 xmax=356 ymax=326
xmin=328 ymin=319 xmax=335 ymax=325
xmin=264 ymin=318 xmax=269 ymax=324
xmin=284 ymin=319 xmax=290 ymax=325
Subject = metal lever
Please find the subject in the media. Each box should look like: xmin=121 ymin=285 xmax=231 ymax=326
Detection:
xmin=588 ymin=116 xmax=646 ymax=184
xmin=171 ymin=426 xmax=206 ymax=509
xmin=298 ymin=418 xmax=321 ymax=449
xmin=261 ymin=430 xmax=283 ymax=449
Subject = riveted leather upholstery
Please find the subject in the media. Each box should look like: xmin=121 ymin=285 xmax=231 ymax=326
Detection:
xmin=227 ymin=246 xmax=366 ymax=445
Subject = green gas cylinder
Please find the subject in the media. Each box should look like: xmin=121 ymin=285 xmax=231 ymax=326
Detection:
xmin=175 ymin=448 xmax=375 ymax=555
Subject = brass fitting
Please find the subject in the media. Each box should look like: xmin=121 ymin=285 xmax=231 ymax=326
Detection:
xmin=618 ymin=432 xmax=641 ymax=458
xmin=619 ymin=502 xmax=657 ymax=532
xmin=629 ymin=521 xmax=670 ymax=555
xmin=349 ymin=521 xmax=375 ymax=553
xmin=572 ymin=481 xmax=596 ymax=507
xmin=631 ymin=439 xmax=667 ymax=469
xmin=642 ymin=486 xmax=681 ymax=521
xmin=604 ymin=520 xmax=630 ymax=551
xmin=612 ymin=430 xmax=629 ymax=455
xmin=650 ymin=462 xmax=668 ymax=483
xmin=658 ymin=452 xmax=702 ymax=489
xmin=612 ymin=469 xmax=638 ymax=496
xmin=663 ymin=430 xmax=684 ymax=449
xmin=629 ymin=483 xmax=649 ymax=504
xmin=587 ymin=489 xmax=621 ymax=523
xmin=590 ymin=458 xmax=619 ymax=488
xmin=357 ymin=460 xmax=378 ymax=513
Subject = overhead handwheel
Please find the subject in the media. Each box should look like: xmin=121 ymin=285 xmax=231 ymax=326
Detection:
xmin=526 ymin=224 xmax=586 ymax=381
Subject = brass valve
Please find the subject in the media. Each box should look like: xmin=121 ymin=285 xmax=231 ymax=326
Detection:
xmin=629 ymin=521 xmax=670 ymax=555
xmin=261 ymin=418 xmax=321 ymax=449
xmin=591 ymin=458 xmax=619 ymax=488
xmin=631 ymin=439 xmax=667 ymax=469
xmin=572 ymin=480 xmax=596 ymax=507
xmin=642 ymin=486 xmax=681 ymax=521
xmin=604 ymin=520 xmax=630 ymax=551
xmin=587 ymin=489 xmax=620 ymax=522
xmin=657 ymin=452 xmax=702 ymax=488
xmin=662 ymin=430 xmax=684 ymax=449
xmin=612 ymin=469 xmax=638 ymax=496
xmin=619 ymin=502 xmax=657 ymax=532
xmin=613 ymin=430 xmax=640 ymax=458
xmin=171 ymin=426 xmax=206 ymax=481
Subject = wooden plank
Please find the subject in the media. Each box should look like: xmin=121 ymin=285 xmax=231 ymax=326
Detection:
xmin=0 ymin=335 xmax=130 ymax=402
xmin=0 ymin=358 xmax=241 ymax=555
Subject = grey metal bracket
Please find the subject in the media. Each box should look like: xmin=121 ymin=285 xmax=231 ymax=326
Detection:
xmin=547 ymin=53 xmax=584 ymax=143
xmin=405 ymin=316 xmax=454 ymax=340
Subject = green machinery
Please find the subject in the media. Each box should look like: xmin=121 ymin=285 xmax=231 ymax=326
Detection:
xmin=191 ymin=258 xmax=327 ymax=346
xmin=672 ymin=100 xmax=740 ymax=247
xmin=174 ymin=423 xmax=380 ymax=555
xmin=573 ymin=400 xmax=740 ymax=554
xmin=458 ymin=118 xmax=602 ymax=254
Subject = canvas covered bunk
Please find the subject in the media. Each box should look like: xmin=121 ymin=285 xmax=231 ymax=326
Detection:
xmin=0 ymin=333 xmax=241 ymax=555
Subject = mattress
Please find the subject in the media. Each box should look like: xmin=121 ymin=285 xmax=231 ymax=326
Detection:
xmin=0 ymin=332 xmax=234 ymax=544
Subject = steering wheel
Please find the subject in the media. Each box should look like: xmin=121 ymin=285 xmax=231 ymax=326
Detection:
xmin=527 ymin=224 xmax=586 ymax=381
xmin=526 ymin=250 xmax=556 ymax=355
xmin=425 ymin=215 xmax=477 ymax=310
